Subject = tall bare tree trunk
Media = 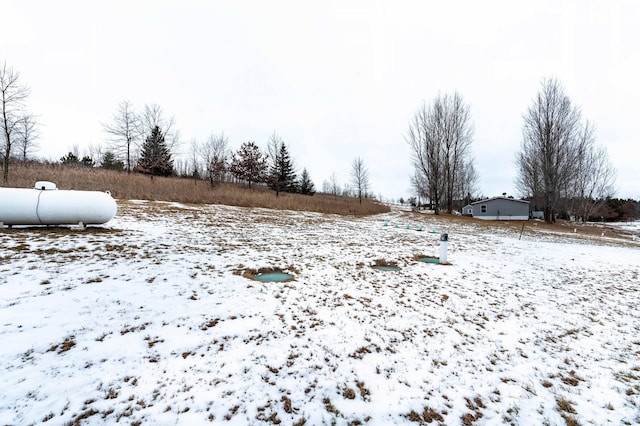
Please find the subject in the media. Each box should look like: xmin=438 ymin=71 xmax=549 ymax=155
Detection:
xmin=351 ymin=157 xmax=369 ymax=204
xmin=1 ymin=61 xmax=31 ymax=182
xmin=102 ymin=100 xmax=140 ymax=173
xmin=407 ymin=93 xmax=475 ymax=215
xmin=517 ymin=78 xmax=586 ymax=224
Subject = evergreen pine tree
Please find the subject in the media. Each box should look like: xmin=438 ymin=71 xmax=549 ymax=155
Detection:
xmin=136 ymin=125 xmax=173 ymax=177
xmin=60 ymin=152 xmax=80 ymax=166
xmin=268 ymin=140 xmax=297 ymax=195
xmin=101 ymin=151 xmax=125 ymax=171
xmin=229 ymin=141 xmax=267 ymax=188
xmin=60 ymin=152 xmax=94 ymax=168
xmin=298 ymin=168 xmax=316 ymax=195
xmin=80 ymin=156 xmax=95 ymax=168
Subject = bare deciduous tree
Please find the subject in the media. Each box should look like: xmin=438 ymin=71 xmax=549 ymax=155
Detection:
xmin=410 ymin=170 xmax=429 ymax=208
xmin=517 ymin=78 xmax=581 ymax=222
xmin=201 ymin=132 xmax=229 ymax=187
xmin=442 ymin=94 xmax=474 ymax=213
xmin=407 ymin=92 xmax=476 ymax=214
xmin=516 ymin=78 xmax=615 ymax=223
xmin=15 ymin=113 xmax=39 ymax=161
xmin=1 ymin=61 xmax=31 ymax=182
xmin=457 ymin=159 xmax=478 ymax=207
xmin=187 ymin=138 xmax=200 ymax=182
xmin=572 ymin=121 xmax=616 ymax=221
xmin=102 ymin=100 xmax=140 ymax=173
xmin=329 ymin=172 xmax=340 ymax=197
xmin=322 ymin=173 xmax=340 ymax=197
xmin=86 ymin=143 xmax=103 ymax=167
xmin=407 ymin=102 xmax=441 ymax=213
xmin=351 ymin=157 xmax=369 ymax=204
xmin=266 ymin=132 xmax=284 ymax=196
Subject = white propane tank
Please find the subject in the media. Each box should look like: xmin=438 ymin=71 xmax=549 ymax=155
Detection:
xmin=0 ymin=181 xmax=117 ymax=226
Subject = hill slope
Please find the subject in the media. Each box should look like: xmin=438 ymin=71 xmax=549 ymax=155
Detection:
xmin=3 ymin=162 xmax=389 ymax=215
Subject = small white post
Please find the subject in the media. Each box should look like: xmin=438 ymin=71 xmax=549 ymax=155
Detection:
xmin=439 ymin=233 xmax=448 ymax=264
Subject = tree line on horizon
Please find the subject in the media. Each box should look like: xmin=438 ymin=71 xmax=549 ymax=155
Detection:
xmin=100 ymin=103 xmax=376 ymax=200
xmin=0 ymin=59 xmax=372 ymax=200
xmin=1 ymin=60 xmax=628 ymax=220
xmin=76 ymin=106 xmax=321 ymax=197
xmin=0 ymin=58 xmax=372 ymax=199
xmin=407 ymin=78 xmax=618 ymax=223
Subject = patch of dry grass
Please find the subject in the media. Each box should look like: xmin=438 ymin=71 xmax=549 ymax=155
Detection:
xmin=557 ymin=396 xmax=577 ymax=413
xmin=47 ymin=336 xmax=76 ymax=354
xmin=408 ymin=208 xmax=636 ymax=245
xmin=373 ymin=258 xmax=398 ymax=268
xmin=557 ymin=396 xmax=580 ymax=426
xmin=3 ymin=161 xmax=389 ymax=216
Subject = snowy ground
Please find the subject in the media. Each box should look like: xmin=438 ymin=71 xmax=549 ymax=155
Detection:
xmin=1 ymin=201 xmax=639 ymax=425
xmin=606 ymin=220 xmax=640 ymax=235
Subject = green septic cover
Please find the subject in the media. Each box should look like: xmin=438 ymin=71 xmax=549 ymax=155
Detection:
xmin=255 ymin=272 xmax=294 ymax=282
xmin=373 ymin=265 xmax=400 ymax=271
xmin=419 ymin=257 xmax=439 ymax=264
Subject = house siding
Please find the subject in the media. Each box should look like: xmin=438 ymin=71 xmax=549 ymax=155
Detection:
xmin=471 ymin=197 xmax=529 ymax=220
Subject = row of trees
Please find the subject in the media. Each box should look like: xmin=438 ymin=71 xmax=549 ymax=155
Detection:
xmin=547 ymin=197 xmax=638 ymax=222
xmin=104 ymin=102 xmax=319 ymax=195
xmin=100 ymin=98 xmax=324 ymax=195
xmin=407 ymin=78 xmax=618 ymax=223
xmin=0 ymin=65 xmax=179 ymax=184
xmin=104 ymin=107 xmax=320 ymax=196
xmin=9 ymin=59 xmax=614 ymax=219
xmin=0 ymin=61 xmax=367 ymax=202
xmin=58 ymin=120 xmax=174 ymax=177
xmin=63 ymin=109 xmax=371 ymax=200
xmin=201 ymin=135 xmax=317 ymax=196
xmin=596 ymin=198 xmax=639 ymax=222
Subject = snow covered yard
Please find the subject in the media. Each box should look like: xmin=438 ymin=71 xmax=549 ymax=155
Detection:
xmin=1 ymin=201 xmax=639 ymax=425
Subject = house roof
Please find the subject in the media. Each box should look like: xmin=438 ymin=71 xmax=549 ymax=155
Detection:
xmin=470 ymin=197 xmax=530 ymax=206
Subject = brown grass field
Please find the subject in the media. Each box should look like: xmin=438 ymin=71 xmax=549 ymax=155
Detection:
xmin=2 ymin=162 xmax=390 ymax=216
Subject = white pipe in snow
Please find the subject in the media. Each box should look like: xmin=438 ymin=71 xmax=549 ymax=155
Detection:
xmin=439 ymin=233 xmax=448 ymax=264
xmin=0 ymin=181 xmax=117 ymax=226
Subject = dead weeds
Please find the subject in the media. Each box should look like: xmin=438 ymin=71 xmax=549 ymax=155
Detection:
xmin=5 ymin=162 xmax=389 ymax=216
xmin=48 ymin=336 xmax=76 ymax=354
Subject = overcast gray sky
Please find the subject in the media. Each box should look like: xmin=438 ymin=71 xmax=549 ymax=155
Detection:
xmin=3 ymin=0 xmax=638 ymax=200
